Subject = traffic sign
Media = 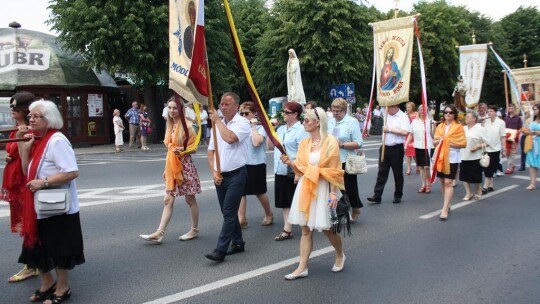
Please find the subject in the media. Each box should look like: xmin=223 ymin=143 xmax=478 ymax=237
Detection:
xmin=329 ymin=83 xmax=355 ymax=101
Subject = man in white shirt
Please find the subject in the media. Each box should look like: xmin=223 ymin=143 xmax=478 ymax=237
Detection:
xmin=367 ymin=104 xmax=411 ymax=204
xmin=205 ymin=92 xmax=251 ymax=262
xmin=481 ymin=105 xmax=506 ymax=194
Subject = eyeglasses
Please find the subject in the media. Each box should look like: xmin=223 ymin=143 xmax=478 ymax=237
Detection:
xmin=283 ymin=111 xmax=294 ymax=115
xmin=27 ymin=114 xmax=45 ymax=120
xmin=240 ymin=111 xmax=251 ymax=116
xmin=444 ymin=111 xmax=455 ymax=115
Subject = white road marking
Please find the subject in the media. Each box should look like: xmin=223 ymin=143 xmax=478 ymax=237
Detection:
xmin=419 ymin=184 xmax=520 ymax=219
xmin=142 ymin=246 xmax=336 ymax=304
xmin=511 ymin=175 xmax=540 ymax=182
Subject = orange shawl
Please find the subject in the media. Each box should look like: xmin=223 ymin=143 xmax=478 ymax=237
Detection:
xmin=164 ymin=120 xmax=196 ymax=191
xmin=434 ymin=121 xmax=467 ymax=174
xmin=293 ymin=136 xmax=344 ymax=220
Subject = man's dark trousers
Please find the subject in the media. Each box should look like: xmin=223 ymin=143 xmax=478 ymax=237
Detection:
xmin=373 ymin=144 xmax=405 ymax=200
xmin=215 ymin=166 xmax=247 ymax=254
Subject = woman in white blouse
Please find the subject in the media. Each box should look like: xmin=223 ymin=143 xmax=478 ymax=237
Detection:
xmin=459 ymin=110 xmax=486 ymax=200
xmin=405 ymin=105 xmax=434 ymax=193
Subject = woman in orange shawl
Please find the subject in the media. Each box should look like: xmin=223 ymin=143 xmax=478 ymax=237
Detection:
xmin=280 ymin=107 xmax=345 ymax=280
xmin=433 ymin=105 xmax=467 ymax=221
xmin=139 ymin=99 xmax=201 ymax=243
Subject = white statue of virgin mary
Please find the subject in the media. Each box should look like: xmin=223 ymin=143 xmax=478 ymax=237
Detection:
xmin=287 ymin=49 xmax=306 ymax=104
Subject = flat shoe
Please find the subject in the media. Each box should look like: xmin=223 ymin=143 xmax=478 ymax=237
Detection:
xmin=179 ymin=228 xmax=198 ymax=241
xmin=462 ymin=195 xmax=474 ymax=201
xmin=418 ymin=186 xmax=426 ymax=193
xmin=526 ymin=185 xmax=536 ymax=190
xmin=8 ymin=266 xmax=39 ymax=283
xmin=331 ymin=254 xmax=346 ymax=272
xmin=487 ymin=187 xmax=494 ymax=192
xmin=261 ymin=215 xmax=274 ymax=226
xmin=284 ymin=269 xmax=308 ymax=280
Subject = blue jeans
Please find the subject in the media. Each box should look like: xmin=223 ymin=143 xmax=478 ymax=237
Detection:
xmin=215 ymin=166 xmax=247 ymax=253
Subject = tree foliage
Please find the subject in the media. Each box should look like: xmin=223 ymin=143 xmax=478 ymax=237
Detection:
xmin=253 ymin=0 xmax=377 ymax=104
xmin=47 ymin=0 xmax=540 ymax=111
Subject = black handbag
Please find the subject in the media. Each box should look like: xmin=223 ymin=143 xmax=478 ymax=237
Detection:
xmin=331 ymin=190 xmax=352 ymax=236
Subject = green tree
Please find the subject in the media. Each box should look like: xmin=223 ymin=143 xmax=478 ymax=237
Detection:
xmin=253 ymin=0 xmax=376 ymax=105
xmin=227 ymin=0 xmax=270 ymax=101
xmin=48 ymin=0 xmax=236 ymax=119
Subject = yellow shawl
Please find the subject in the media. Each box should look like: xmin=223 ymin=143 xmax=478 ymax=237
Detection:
xmin=434 ymin=121 xmax=467 ymax=174
xmin=293 ymin=136 xmax=344 ymax=220
xmin=164 ymin=120 xmax=196 ymax=191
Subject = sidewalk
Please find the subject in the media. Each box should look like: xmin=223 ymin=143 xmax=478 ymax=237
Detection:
xmin=0 ymin=143 xmax=171 ymax=159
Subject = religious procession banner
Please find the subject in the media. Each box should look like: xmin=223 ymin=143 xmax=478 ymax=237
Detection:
xmin=510 ymin=66 xmax=540 ymax=112
xmin=459 ymin=44 xmax=488 ymax=108
xmin=169 ymin=0 xmax=208 ymax=105
xmin=372 ymin=16 xmax=415 ymax=106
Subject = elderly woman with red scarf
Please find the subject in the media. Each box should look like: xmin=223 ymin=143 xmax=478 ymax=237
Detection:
xmin=139 ymin=98 xmax=201 ymax=243
xmin=1 ymin=92 xmax=39 ymax=283
xmin=280 ymin=107 xmax=345 ymax=280
xmin=16 ymin=100 xmax=84 ymax=304
xmin=433 ymin=105 xmax=467 ymax=221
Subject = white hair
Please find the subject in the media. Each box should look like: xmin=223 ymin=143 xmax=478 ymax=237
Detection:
xmin=29 ymin=100 xmax=63 ymax=129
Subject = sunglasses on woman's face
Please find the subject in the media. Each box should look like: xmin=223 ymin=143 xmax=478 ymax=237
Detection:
xmin=444 ymin=111 xmax=455 ymax=115
xmin=240 ymin=111 xmax=251 ymax=116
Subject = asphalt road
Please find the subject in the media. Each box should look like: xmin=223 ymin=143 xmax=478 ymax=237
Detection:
xmin=1 ymin=137 xmax=539 ymax=304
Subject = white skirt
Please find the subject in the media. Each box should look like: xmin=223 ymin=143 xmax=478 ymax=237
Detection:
xmin=115 ymin=132 xmax=124 ymax=145
xmin=288 ymin=151 xmax=335 ymax=232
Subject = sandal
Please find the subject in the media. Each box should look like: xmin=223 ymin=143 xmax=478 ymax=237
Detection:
xmin=8 ymin=265 xmax=39 ymax=283
xmin=425 ymin=185 xmax=431 ymax=193
xmin=418 ymin=186 xmax=426 ymax=193
xmin=526 ymin=185 xmax=536 ymax=190
xmin=45 ymin=288 xmax=71 ymax=304
xmin=30 ymin=282 xmax=56 ymax=302
xmin=274 ymin=230 xmax=293 ymax=241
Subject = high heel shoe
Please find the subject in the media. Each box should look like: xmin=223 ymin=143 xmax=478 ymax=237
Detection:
xmin=331 ymin=254 xmax=346 ymax=272
xmin=284 ymin=269 xmax=309 ymax=280
xmin=139 ymin=229 xmax=164 ymax=244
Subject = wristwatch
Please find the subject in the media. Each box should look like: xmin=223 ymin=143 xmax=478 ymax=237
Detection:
xmin=44 ymin=177 xmax=49 ymax=188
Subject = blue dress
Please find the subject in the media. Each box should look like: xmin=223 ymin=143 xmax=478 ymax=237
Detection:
xmin=526 ymin=121 xmax=540 ymax=168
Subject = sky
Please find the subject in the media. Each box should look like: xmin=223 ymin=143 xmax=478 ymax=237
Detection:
xmin=0 ymin=0 xmax=538 ymax=36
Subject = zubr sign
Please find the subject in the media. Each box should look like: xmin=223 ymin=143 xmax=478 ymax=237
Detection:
xmin=0 ymin=49 xmax=51 ymax=74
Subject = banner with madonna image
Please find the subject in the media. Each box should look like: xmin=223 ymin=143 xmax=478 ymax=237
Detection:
xmin=459 ymin=44 xmax=488 ymax=109
xmin=372 ymin=16 xmax=415 ymax=106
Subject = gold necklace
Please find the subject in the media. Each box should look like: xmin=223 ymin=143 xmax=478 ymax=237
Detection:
xmin=311 ymin=138 xmax=320 ymax=147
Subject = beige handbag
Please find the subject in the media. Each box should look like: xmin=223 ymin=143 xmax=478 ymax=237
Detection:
xmin=345 ymin=149 xmax=367 ymax=174
xmin=479 ymin=145 xmax=490 ymax=168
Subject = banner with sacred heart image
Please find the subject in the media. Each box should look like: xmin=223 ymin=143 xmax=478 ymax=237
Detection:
xmin=372 ymin=16 xmax=415 ymax=106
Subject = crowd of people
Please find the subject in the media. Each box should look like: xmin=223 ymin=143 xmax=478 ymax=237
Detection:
xmin=2 ymin=91 xmax=539 ymax=301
